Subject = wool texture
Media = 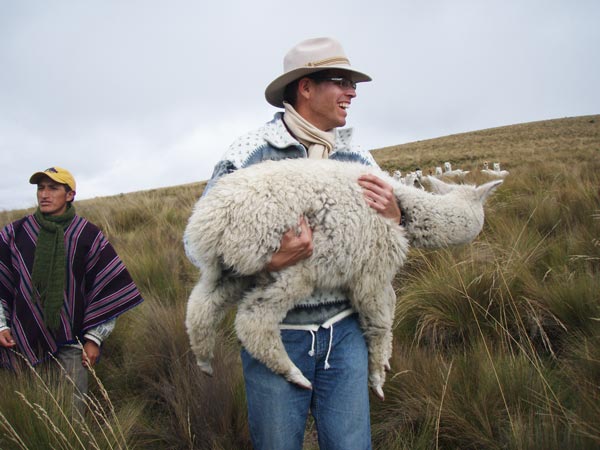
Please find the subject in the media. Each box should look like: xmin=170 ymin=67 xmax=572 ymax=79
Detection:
xmin=184 ymin=158 xmax=502 ymax=397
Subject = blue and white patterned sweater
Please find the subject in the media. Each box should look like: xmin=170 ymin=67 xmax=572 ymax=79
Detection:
xmin=189 ymin=112 xmax=379 ymax=326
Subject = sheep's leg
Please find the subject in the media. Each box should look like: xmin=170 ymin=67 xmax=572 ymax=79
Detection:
xmin=348 ymin=279 xmax=396 ymax=401
xmin=380 ymin=283 xmax=397 ymax=373
xmin=186 ymin=262 xmax=250 ymax=375
xmin=235 ymin=265 xmax=315 ymax=390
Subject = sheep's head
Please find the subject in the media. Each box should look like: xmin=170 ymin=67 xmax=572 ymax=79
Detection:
xmin=396 ymin=177 xmax=504 ymax=249
xmin=425 ymin=176 xmax=502 ymax=200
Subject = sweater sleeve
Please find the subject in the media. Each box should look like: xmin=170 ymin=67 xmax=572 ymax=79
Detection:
xmin=0 ymin=226 xmax=15 ymax=330
xmin=203 ymin=159 xmax=237 ymax=196
xmin=83 ymin=318 xmax=116 ymax=346
xmin=0 ymin=308 xmax=8 ymax=331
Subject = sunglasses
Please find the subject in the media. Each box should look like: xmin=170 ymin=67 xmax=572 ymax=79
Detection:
xmin=311 ymin=76 xmax=357 ymax=90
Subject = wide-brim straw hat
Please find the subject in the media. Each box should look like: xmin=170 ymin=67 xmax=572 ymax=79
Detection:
xmin=265 ymin=37 xmax=372 ymax=108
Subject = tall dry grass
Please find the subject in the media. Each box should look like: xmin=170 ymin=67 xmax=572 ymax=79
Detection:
xmin=0 ymin=115 xmax=598 ymax=449
xmin=372 ymin=115 xmax=599 ymax=449
xmin=0 ymin=355 xmax=143 ymax=449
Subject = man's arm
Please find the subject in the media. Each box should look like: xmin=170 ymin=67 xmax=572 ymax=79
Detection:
xmin=0 ymin=229 xmax=16 ymax=348
xmin=0 ymin=277 xmax=15 ymax=348
xmin=81 ymin=318 xmax=116 ymax=367
xmin=358 ymin=174 xmax=402 ymax=223
xmin=82 ymin=341 xmax=100 ymax=367
xmin=0 ymin=329 xmax=15 ymax=348
xmin=266 ymin=217 xmax=313 ymax=272
xmin=0 ymin=305 xmax=9 ymax=331
xmin=203 ymin=160 xmax=237 ymax=197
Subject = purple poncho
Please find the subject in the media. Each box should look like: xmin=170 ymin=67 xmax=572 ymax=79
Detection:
xmin=0 ymin=214 xmax=143 ymax=366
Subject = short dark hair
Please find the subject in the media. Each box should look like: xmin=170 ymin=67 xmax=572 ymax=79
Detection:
xmin=283 ymin=78 xmax=301 ymax=106
xmin=54 ymin=182 xmax=74 ymax=203
xmin=64 ymin=184 xmax=74 ymax=205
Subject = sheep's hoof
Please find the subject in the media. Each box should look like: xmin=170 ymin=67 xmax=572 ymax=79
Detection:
xmin=384 ymin=361 xmax=391 ymax=372
xmin=372 ymin=384 xmax=385 ymax=401
xmin=196 ymin=359 xmax=214 ymax=376
xmin=286 ymin=366 xmax=312 ymax=390
xmin=369 ymin=371 xmax=385 ymax=401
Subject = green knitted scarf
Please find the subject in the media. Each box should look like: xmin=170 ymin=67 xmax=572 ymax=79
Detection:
xmin=31 ymin=205 xmax=75 ymax=331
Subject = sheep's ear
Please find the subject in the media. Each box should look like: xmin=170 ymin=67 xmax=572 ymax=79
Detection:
xmin=476 ymin=179 xmax=503 ymax=203
xmin=425 ymin=175 xmax=455 ymax=194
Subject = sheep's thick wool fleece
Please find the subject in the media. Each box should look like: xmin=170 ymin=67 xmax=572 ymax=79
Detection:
xmin=184 ymin=158 xmax=410 ymax=284
xmin=184 ymin=158 xmax=502 ymax=394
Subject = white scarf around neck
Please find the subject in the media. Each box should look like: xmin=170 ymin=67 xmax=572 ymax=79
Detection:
xmin=283 ymin=102 xmax=335 ymax=159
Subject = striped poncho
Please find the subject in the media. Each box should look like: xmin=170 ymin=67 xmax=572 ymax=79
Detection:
xmin=0 ymin=214 xmax=143 ymax=367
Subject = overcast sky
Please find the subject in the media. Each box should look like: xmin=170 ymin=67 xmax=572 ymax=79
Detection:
xmin=1 ymin=0 xmax=598 ymax=211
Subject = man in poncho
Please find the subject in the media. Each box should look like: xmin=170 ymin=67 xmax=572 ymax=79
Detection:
xmin=0 ymin=166 xmax=143 ymax=409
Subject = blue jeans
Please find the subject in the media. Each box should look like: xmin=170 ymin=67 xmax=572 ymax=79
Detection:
xmin=241 ymin=314 xmax=372 ymax=450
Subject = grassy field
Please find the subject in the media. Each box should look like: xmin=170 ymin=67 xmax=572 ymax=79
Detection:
xmin=0 ymin=114 xmax=598 ymax=449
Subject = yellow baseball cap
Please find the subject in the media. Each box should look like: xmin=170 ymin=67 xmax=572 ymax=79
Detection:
xmin=29 ymin=167 xmax=76 ymax=191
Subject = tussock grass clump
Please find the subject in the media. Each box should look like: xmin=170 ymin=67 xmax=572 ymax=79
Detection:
xmin=376 ymin=115 xmax=600 ymax=449
xmin=373 ymin=342 xmax=598 ymax=450
xmin=0 ymin=357 xmax=142 ymax=450
xmin=111 ymin=297 xmax=250 ymax=450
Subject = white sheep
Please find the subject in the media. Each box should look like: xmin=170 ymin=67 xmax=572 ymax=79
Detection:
xmin=492 ymin=162 xmax=510 ymax=178
xmin=443 ymin=161 xmax=470 ymax=178
xmin=414 ymin=169 xmax=425 ymax=189
xmin=402 ymin=171 xmax=417 ymax=187
xmin=184 ymin=159 xmax=502 ymax=399
xmin=481 ymin=160 xmax=495 ymax=176
xmin=481 ymin=161 xmax=509 ymax=179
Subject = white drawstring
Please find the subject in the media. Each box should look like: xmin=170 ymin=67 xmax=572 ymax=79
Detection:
xmin=307 ymin=327 xmax=333 ymax=370
xmin=324 ymin=324 xmax=333 ymax=370
xmin=308 ymin=330 xmax=316 ymax=357
xmin=281 ymin=310 xmax=353 ymax=370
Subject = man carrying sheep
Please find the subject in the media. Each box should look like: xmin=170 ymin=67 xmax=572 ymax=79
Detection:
xmin=194 ymin=37 xmax=401 ymax=450
xmin=0 ymin=167 xmax=144 ymax=414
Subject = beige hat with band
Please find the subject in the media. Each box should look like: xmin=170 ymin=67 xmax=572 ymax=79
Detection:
xmin=265 ymin=37 xmax=372 ymax=108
